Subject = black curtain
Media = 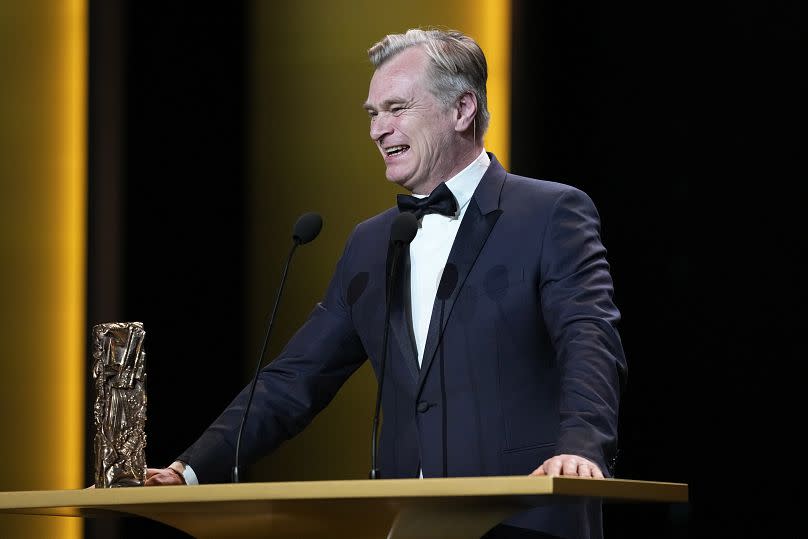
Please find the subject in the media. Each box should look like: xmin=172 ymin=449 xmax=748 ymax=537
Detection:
xmin=511 ymin=2 xmax=804 ymax=538
xmin=87 ymin=2 xmax=247 ymax=538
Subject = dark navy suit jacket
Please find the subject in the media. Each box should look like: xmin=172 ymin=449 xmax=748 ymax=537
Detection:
xmin=179 ymin=155 xmax=627 ymax=539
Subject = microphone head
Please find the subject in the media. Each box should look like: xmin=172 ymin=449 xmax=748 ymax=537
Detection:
xmin=390 ymin=212 xmax=418 ymax=245
xmin=293 ymin=212 xmax=323 ymax=245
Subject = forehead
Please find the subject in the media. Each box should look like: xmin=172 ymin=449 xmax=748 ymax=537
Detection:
xmin=366 ymin=46 xmax=431 ymax=105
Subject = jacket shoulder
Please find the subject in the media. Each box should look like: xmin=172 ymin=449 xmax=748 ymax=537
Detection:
xmin=505 ymin=173 xmax=587 ymax=199
xmin=501 ymin=173 xmax=596 ymax=210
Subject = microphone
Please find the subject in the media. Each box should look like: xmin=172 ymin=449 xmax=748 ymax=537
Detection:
xmin=370 ymin=212 xmax=418 ymax=479
xmin=232 ymin=212 xmax=323 ymax=483
xmin=390 ymin=211 xmax=419 ymax=245
xmin=436 ymin=263 xmax=458 ymax=477
xmin=293 ymin=211 xmax=323 ymax=245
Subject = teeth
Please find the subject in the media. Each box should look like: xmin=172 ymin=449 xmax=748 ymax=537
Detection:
xmin=385 ymin=145 xmax=409 ymax=155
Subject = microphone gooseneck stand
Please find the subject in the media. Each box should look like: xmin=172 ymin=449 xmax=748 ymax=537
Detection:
xmin=232 ymin=212 xmax=322 ymax=483
xmin=436 ymin=263 xmax=458 ymax=477
xmin=370 ymin=212 xmax=418 ymax=479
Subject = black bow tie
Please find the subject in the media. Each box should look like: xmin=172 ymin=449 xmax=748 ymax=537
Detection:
xmin=396 ymin=182 xmax=458 ymax=220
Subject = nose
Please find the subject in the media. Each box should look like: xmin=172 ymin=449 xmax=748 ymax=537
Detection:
xmin=370 ymin=113 xmax=393 ymax=143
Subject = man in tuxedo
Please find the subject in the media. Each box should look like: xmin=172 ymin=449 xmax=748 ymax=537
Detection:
xmin=147 ymin=29 xmax=626 ymax=539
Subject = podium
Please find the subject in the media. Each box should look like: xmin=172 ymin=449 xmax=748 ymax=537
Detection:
xmin=0 ymin=476 xmax=687 ymax=538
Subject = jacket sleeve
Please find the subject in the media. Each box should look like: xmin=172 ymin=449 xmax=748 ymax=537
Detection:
xmin=539 ymin=187 xmax=627 ymax=475
xmin=177 ymin=231 xmax=368 ymax=483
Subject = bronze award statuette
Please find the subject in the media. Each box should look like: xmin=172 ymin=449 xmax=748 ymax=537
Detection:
xmin=92 ymin=322 xmax=147 ymax=487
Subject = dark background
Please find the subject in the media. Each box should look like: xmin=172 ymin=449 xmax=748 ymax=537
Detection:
xmin=86 ymin=1 xmax=805 ymax=538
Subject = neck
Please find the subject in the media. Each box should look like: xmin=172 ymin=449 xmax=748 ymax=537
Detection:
xmin=416 ymin=143 xmax=484 ymax=195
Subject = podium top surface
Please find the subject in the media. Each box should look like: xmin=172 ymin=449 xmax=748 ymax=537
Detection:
xmin=0 ymin=477 xmax=688 ymax=539
xmin=0 ymin=476 xmax=688 ymax=510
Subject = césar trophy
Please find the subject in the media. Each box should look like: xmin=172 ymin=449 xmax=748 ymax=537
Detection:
xmin=92 ymin=322 xmax=147 ymax=487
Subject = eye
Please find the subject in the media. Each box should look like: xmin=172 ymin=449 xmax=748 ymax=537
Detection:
xmin=391 ymin=106 xmax=405 ymax=116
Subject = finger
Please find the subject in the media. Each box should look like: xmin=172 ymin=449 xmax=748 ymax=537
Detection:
xmin=562 ymin=459 xmax=579 ymax=476
xmin=146 ymin=468 xmax=161 ymax=478
xmin=145 ymin=473 xmax=168 ymax=486
xmin=545 ymin=459 xmax=563 ymax=477
xmin=576 ymin=458 xmax=604 ymax=479
xmin=531 ymin=465 xmax=546 ymax=476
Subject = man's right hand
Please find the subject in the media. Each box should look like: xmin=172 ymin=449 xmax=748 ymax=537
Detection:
xmin=145 ymin=465 xmax=186 ymax=486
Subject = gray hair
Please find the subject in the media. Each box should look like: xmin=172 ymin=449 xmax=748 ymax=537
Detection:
xmin=368 ymin=28 xmax=490 ymax=140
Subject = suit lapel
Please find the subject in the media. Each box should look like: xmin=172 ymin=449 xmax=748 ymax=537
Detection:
xmin=416 ymin=156 xmax=507 ymax=396
xmin=386 ymin=242 xmax=419 ymax=382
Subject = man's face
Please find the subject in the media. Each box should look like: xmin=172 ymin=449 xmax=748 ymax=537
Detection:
xmin=364 ymin=46 xmax=459 ymax=194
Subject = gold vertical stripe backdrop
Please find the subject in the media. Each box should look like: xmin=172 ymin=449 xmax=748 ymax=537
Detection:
xmin=480 ymin=0 xmax=511 ymax=167
xmin=247 ymin=1 xmax=510 ymax=481
xmin=0 ymin=1 xmax=85 ymax=537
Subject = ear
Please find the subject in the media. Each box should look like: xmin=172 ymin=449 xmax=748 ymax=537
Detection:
xmin=453 ymin=92 xmax=478 ymax=133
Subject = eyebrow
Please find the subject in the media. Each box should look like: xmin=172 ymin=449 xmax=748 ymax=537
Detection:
xmin=362 ymin=98 xmax=408 ymax=112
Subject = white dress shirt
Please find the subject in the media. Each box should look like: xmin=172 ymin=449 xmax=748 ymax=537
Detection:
xmin=409 ymin=150 xmax=490 ymax=366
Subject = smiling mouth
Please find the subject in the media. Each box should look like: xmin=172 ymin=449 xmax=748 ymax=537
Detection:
xmin=383 ymin=145 xmax=410 ymax=159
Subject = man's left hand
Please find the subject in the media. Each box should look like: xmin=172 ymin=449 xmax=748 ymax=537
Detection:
xmin=531 ymin=454 xmax=604 ymax=478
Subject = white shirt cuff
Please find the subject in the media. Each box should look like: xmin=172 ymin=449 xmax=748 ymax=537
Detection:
xmin=180 ymin=463 xmax=199 ymax=485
